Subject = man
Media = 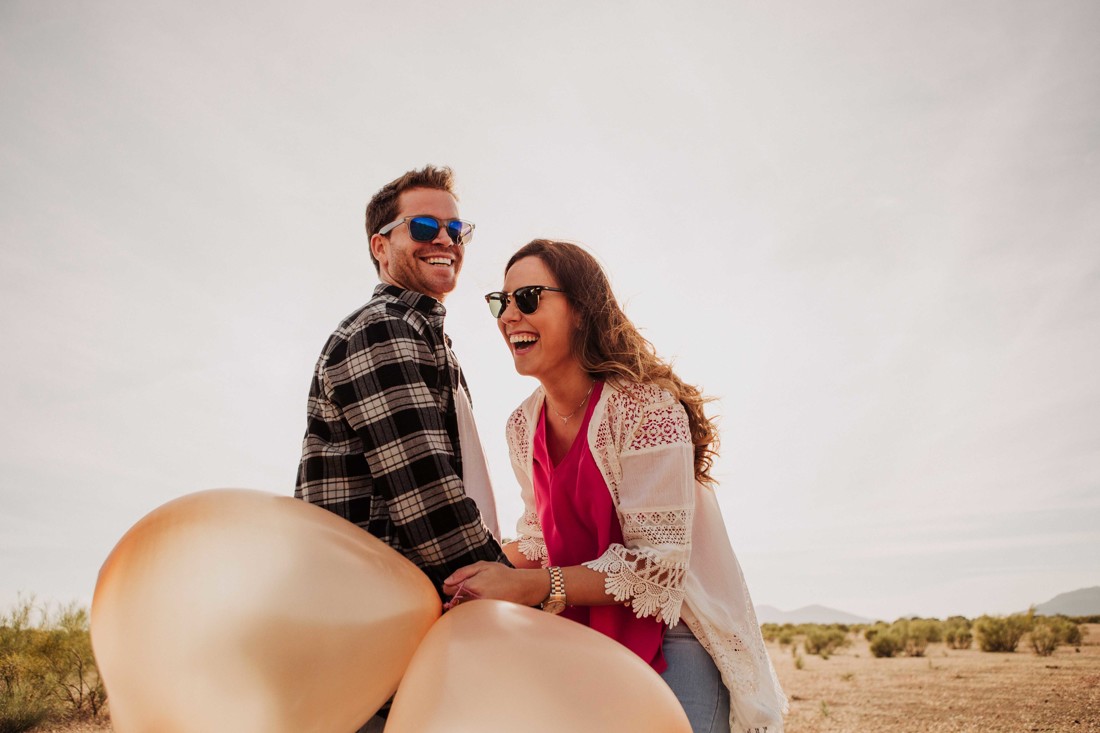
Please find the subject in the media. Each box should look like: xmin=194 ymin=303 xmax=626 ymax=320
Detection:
xmin=296 ymin=165 xmax=507 ymax=602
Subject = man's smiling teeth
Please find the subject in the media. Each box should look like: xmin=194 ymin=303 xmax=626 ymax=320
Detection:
xmin=425 ymin=256 xmax=452 ymax=266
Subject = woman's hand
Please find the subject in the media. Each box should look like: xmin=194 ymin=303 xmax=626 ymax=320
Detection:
xmin=442 ymin=562 xmax=550 ymax=608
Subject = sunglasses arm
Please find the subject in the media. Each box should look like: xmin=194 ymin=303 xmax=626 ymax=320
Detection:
xmin=376 ymin=219 xmax=402 ymax=236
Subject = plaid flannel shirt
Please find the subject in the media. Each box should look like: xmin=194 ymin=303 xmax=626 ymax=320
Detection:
xmin=296 ymin=284 xmax=507 ymax=594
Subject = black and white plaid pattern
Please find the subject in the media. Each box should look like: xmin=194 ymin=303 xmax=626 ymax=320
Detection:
xmin=296 ymin=284 xmax=506 ymax=594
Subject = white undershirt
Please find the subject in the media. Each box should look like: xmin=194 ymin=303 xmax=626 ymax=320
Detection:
xmin=454 ymin=386 xmax=500 ymax=538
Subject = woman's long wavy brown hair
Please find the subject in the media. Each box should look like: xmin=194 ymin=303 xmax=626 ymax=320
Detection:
xmin=506 ymin=239 xmax=720 ymax=486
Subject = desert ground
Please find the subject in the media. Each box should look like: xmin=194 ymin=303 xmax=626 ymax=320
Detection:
xmin=38 ymin=624 xmax=1100 ymax=733
xmin=771 ymin=623 xmax=1099 ymax=733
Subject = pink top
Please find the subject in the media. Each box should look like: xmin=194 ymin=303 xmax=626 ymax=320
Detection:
xmin=531 ymin=381 xmax=667 ymax=672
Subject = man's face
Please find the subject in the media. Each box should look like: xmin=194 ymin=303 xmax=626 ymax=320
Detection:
xmin=371 ymin=187 xmax=464 ymax=301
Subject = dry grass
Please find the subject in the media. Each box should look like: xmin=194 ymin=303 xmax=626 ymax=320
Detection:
xmin=36 ymin=625 xmax=1100 ymax=732
xmin=32 ymin=724 xmax=112 ymax=733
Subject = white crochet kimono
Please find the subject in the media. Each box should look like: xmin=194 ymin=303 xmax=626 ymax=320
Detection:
xmin=507 ymin=381 xmax=788 ymax=733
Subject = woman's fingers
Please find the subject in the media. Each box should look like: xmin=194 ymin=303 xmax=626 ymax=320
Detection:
xmin=443 ymin=562 xmax=488 ymax=594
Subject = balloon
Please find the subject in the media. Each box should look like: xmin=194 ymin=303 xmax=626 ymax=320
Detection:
xmin=91 ymin=489 xmax=440 ymax=733
xmin=385 ymin=599 xmax=691 ymax=733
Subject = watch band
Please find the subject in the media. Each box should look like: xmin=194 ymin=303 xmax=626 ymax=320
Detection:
xmin=541 ymin=565 xmax=567 ymax=614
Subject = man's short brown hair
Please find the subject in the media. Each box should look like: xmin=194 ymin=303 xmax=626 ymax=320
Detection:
xmin=365 ymin=165 xmax=458 ymax=272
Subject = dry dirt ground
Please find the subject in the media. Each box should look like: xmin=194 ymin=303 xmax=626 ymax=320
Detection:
xmin=772 ymin=623 xmax=1100 ymax=733
xmin=38 ymin=625 xmax=1100 ymax=733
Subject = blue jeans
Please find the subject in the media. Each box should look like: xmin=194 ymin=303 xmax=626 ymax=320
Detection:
xmin=660 ymin=622 xmax=731 ymax=733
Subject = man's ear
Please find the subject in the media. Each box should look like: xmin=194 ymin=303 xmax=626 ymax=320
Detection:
xmin=369 ymin=233 xmax=388 ymax=269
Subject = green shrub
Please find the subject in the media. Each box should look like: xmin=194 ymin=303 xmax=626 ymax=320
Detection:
xmin=1 ymin=599 xmax=57 ymax=732
xmin=900 ymin=619 xmax=940 ymax=657
xmin=803 ymin=627 xmax=848 ymax=658
xmin=0 ymin=653 xmax=55 ymax=733
xmin=39 ymin=604 xmax=106 ymax=719
xmin=924 ymin=618 xmax=944 ymax=643
xmin=864 ymin=622 xmax=889 ymax=642
xmin=0 ymin=686 xmax=53 ymax=733
xmin=1028 ymin=616 xmax=1084 ymax=656
xmin=870 ymin=632 xmax=902 ymax=658
xmin=0 ymin=597 xmax=105 ymax=731
xmin=1029 ymin=621 xmax=1059 ymax=656
xmin=1051 ymin=617 xmax=1084 ymax=647
xmin=975 ymin=614 xmax=1030 ymax=652
xmin=0 ymin=701 xmax=52 ymax=733
xmin=943 ymin=616 xmax=973 ymax=649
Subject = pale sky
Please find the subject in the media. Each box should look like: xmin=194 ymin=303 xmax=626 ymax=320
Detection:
xmin=2 ymin=0 xmax=1098 ymax=622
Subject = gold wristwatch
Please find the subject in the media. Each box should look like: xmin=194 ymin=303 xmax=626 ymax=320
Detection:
xmin=541 ymin=565 xmax=567 ymax=614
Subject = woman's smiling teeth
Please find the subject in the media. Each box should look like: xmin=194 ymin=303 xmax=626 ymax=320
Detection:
xmin=509 ymin=333 xmax=539 ymax=353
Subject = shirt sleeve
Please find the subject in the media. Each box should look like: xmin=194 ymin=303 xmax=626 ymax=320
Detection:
xmin=583 ymin=391 xmax=695 ymax=625
xmin=322 ymin=312 xmax=505 ymax=589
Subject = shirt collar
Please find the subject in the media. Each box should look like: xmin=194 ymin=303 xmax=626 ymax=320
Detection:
xmin=374 ymin=283 xmax=447 ymax=318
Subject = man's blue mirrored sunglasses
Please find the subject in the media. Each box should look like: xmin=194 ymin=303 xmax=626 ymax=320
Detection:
xmin=377 ymin=215 xmax=475 ymax=245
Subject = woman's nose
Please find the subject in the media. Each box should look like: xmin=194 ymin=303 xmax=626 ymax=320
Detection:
xmin=499 ymin=298 xmax=520 ymax=322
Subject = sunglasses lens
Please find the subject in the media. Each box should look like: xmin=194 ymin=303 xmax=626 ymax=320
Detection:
xmin=486 ymin=294 xmax=506 ymax=318
xmin=407 ymin=216 xmax=441 ymax=242
xmin=445 ymin=220 xmax=471 ymax=244
xmin=514 ymin=287 xmax=541 ymax=315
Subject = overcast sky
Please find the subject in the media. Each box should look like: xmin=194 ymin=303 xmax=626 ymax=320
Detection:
xmin=2 ymin=0 xmax=1097 ymax=622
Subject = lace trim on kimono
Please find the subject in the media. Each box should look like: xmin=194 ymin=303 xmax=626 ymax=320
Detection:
xmin=506 ymin=407 xmax=530 ymax=470
xmin=590 ymin=383 xmax=692 ymax=500
xmin=583 ymin=544 xmax=686 ymax=625
xmin=625 ymin=396 xmax=693 ymax=452
xmin=621 ymin=508 xmax=690 ymax=548
xmin=516 ymin=510 xmax=548 ymax=565
xmin=685 ymin=611 xmax=789 ymax=723
xmin=591 ymin=416 xmax=620 ymax=503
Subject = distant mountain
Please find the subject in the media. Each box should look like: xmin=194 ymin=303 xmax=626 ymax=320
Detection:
xmin=755 ymin=604 xmax=873 ymax=625
xmin=1033 ymin=586 xmax=1100 ymax=617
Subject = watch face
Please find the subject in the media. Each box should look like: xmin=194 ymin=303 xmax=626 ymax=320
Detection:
xmin=542 ymin=599 xmax=566 ymax=615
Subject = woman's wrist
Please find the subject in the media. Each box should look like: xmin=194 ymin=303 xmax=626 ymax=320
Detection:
xmin=525 ymin=568 xmax=553 ymax=607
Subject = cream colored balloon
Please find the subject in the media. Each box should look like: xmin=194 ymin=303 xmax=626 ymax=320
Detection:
xmin=91 ymin=489 xmax=440 ymax=733
xmin=385 ymin=599 xmax=691 ymax=733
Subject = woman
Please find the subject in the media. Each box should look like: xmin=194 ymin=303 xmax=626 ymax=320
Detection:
xmin=443 ymin=240 xmax=787 ymax=733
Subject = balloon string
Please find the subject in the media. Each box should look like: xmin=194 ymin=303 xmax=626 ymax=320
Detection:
xmin=443 ymin=582 xmax=481 ymax=611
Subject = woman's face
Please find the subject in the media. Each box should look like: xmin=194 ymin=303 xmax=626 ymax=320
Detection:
xmin=497 ymin=256 xmax=579 ymax=382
